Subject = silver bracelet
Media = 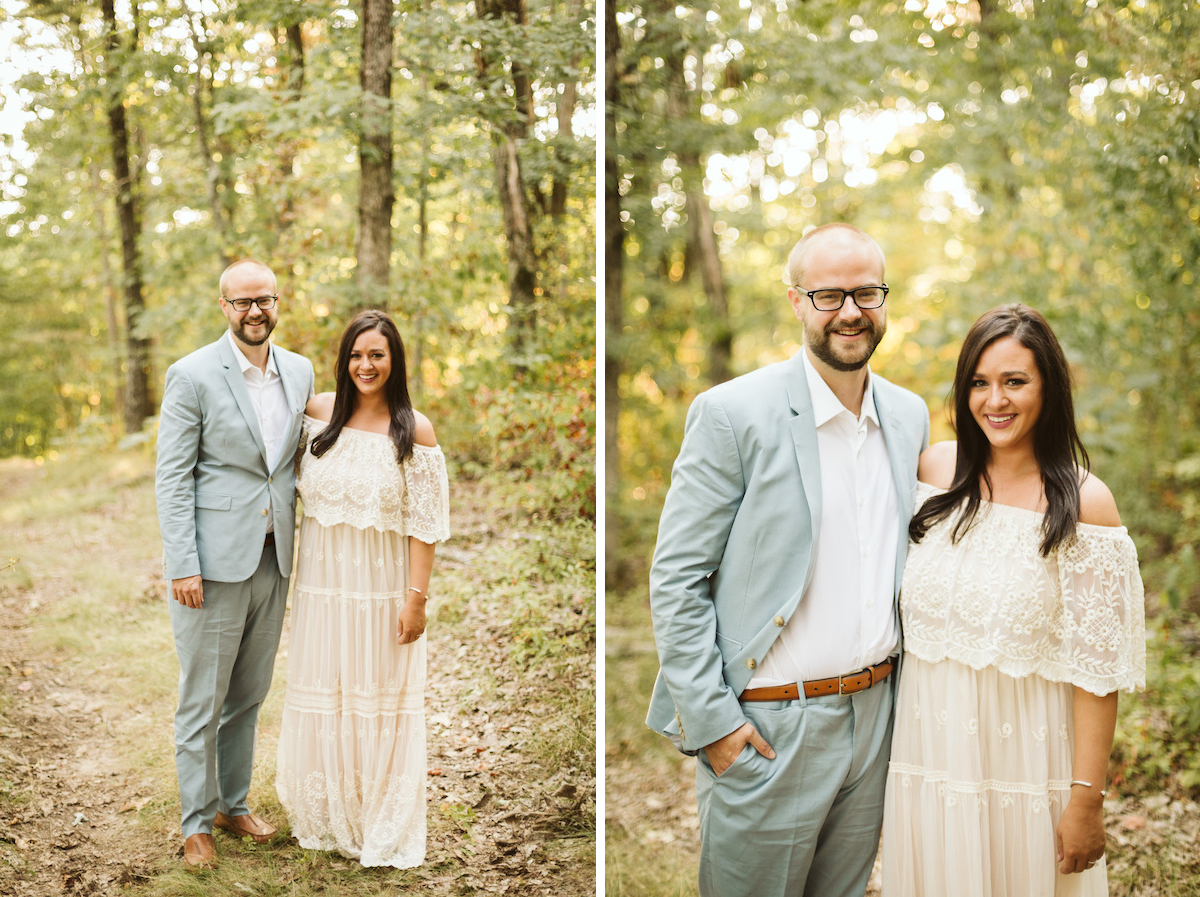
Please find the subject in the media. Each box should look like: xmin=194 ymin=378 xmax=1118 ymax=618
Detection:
xmin=1070 ymin=779 xmax=1108 ymax=797
xmin=406 ymin=586 xmax=427 ymax=598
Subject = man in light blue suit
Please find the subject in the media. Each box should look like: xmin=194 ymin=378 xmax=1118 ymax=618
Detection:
xmin=155 ymin=259 xmax=314 ymax=868
xmin=647 ymin=224 xmax=929 ymax=897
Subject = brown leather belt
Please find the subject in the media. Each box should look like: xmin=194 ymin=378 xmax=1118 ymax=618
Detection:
xmin=264 ymin=532 xmax=275 ymax=547
xmin=740 ymin=657 xmax=897 ymax=701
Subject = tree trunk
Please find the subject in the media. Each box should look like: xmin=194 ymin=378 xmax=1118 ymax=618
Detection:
xmin=476 ymin=0 xmax=538 ymax=371
xmin=604 ymin=0 xmax=624 ymax=589
xmin=663 ymin=12 xmax=732 ymax=385
xmin=273 ymin=21 xmax=307 ymax=289
xmin=549 ymin=0 xmax=585 ymax=218
xmin=102 ymin=0 xmax=153 ymax=434
xmin=687 ymin=190 xmax=732 ymax=385
xmin=185 ymin=5 xmax=234 ymax=269
xmin=356 ymin=0 xmax=395 ymax=312
xmin=409 ymin=71 xmax=432 ymax=399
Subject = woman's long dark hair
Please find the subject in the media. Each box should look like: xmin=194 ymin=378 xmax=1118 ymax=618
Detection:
xmin=909 ymin=304 xmax=1089 ymax=557
xmin=310 ymin=309 xmax=416 ymax=464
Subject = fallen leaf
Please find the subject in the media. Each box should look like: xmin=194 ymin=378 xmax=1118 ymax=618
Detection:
xmin=1121 ymin=814 xmax=1146 ymax=831
xmin=16 ymin=682 xmax=31 ymax=693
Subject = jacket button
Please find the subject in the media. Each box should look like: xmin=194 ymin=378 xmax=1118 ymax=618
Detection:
xmin=773 ymin=615 xmax=785 ymax=627
xmin=262 ymin=509 xmax=269 ymax=516
xmin=746 ymin=658 xmax=757 ymax=670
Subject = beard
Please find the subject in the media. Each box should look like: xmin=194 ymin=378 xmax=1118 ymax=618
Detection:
xmin=807 ymin=315 xmax=886 ymax=372
xmin=232 ymin=315 xmax=276 ymax=346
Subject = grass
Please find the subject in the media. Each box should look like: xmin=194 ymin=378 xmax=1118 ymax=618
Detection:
xmin=604 ymin=585 xmax=701 ymax=897
xmin=0 ymin=445 xmax=596 ymax=895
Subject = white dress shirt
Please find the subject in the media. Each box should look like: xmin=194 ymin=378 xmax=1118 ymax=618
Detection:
xmin=226 ymin=330 xmax=289 ymax=532
xmin=747 ymin=351 xmax=900 ymax=686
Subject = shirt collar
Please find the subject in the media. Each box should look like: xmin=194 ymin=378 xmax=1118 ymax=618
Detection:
xmin=226 ymin=330 xmax=279 ymax=378
xmin=802 ymin=349 xmax=880 ymax=429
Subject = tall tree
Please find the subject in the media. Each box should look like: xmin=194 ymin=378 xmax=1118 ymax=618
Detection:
xmin=604 ymin=0 xmax=623 ymax=587
xmin=476 ymin=0 xmax=539 ymax=369
xmin=357 ymin=0 xmax=395 ymax=311
xmin=659 ymin=7 xmax=732 ymax=385
xmin=101 ymin=0 xmax=153 ymax=433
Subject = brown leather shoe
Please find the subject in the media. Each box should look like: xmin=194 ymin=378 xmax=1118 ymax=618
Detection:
xmin=183 ymin=832 xmax=217 ymax=869
xmin=214 ymin=811 xmax=277 ymax=844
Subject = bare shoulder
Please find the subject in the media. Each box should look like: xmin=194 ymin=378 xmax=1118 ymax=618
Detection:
xmin=917 ymin=440 xmax=957 ymax=489
xmin=1079 ymin=469 xmax=1122 ymax=527
xmin=305 ymin=392 xmax=335 ymax=421
xmin=412 ymin=409 xmax=438 ymax=447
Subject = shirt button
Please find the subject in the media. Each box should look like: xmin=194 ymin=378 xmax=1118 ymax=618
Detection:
xmin=773 ymin=615 xmax=785 ymax=627
xmin=746 ymin=658 xmax=757 ymax=670
xmin=269 ymin=476 xmax=273 ymax=484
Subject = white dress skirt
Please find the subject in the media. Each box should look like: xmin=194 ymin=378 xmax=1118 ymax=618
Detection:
xmin=276 ymin=416 xmax=450 ymax=868
xmin=882 ymin=483 xmax=1145 ymax=897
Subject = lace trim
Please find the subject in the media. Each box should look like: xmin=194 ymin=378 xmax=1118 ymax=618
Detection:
xmin=283 ymin=683 xmax=425 ymax=716
xmin=889 ymin=762 xmax=1075 ymax=796
xmin=294 ymin=585 xmax=408 ymax=601
xmin=297 ymin=415 xmax=451 ymax=541
xmin=902 ymin=483 xmax=1146 ymax=694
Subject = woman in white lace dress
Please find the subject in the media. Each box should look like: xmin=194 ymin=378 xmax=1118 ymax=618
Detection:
xmin=882 ymin=305 xmax=1145 ymax=896
xmin=276 ymin=309 xmax=450 ymax=868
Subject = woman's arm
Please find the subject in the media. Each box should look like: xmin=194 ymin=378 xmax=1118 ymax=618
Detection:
xmin=1056 ymin=688 xmax=1117 ymax=874
xmin=397 ymin=537 xmax=436 ymax=645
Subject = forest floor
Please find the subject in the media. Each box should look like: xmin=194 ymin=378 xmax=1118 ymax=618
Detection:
xmin=0 ymin=446 xmax=595 ymax=896
xmin=605 ymin=610 xmax=1200 ymax=897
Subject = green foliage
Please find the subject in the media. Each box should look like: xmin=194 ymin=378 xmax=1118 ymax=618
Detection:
xmin=439 ymin=802 xmax=478 ymax=837
xmin=1112 ymin=613 xmax=1200 ymax=796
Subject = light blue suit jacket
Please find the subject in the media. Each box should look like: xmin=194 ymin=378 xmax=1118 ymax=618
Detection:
xmin=155 ymin=335 xmax=314 ymax=583
xmin=646 ymin=351 xmax=929 ymax=753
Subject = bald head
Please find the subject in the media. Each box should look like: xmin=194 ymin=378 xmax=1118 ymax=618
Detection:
xmin=219 ymin=259 xmax=276 ymax=298
xmin=785 ymin=224 xmax=885 ymax=289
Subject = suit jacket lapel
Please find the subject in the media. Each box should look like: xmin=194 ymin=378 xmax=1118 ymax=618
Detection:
xmin=784 ymin=353 xmax=821 ymax=566
xmin=217 ymin=336 xmax=270 ymax=466
xmin=272 ymin=348 xmax=308 ymax=474
xmin=875 ymin=385 xmax=915 ymax=597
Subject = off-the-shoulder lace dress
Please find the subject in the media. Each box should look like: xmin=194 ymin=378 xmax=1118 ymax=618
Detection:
xmin=882 ymin=482 xmax=1145 ymax=896
xmin=276 ymin=416 xmax=450 ymax=868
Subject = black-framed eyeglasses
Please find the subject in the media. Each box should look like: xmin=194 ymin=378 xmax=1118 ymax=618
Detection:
xmin=798 ymin=285 xmax=888 ymax=312
xmin=225 ymin=295 xmax=278 ymax=312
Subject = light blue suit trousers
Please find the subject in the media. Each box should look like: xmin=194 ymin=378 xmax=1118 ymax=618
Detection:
xmin=696 ymin=679 xmax=897 ymax=897
xmin=170 ymin=544 xmax=288 ymax=835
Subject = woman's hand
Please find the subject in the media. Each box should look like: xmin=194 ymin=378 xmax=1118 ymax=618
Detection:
xmin=397 ymin=594 xmax=427 ymax=644
xmin=1056 ymin=792 xmax=1106 ymax=874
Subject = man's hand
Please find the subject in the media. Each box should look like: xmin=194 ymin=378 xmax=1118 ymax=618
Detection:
xmin=703 ymin=721 xmax=775 ymax=777
xmin=171 ymin=575 xmax=204 ymax=609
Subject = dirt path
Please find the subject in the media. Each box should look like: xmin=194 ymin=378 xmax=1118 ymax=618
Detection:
xmin=0 ymin=457 xmax=594 ymax=895
xmin=0 ymin=577 xmax=160 ymax=895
